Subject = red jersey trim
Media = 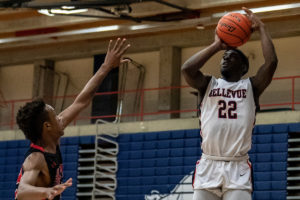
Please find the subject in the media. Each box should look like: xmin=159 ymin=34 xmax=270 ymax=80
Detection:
xmin=30 ymin=143 xmax=45 ymax=152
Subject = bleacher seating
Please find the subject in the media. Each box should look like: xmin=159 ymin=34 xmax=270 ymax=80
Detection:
xmin=116 ymin=129 xmax=201 ymax=200
xmin=0 ymin=123 xmax=298 ymax=200
xmin=115 ymin=123 xmax=297 ymax=200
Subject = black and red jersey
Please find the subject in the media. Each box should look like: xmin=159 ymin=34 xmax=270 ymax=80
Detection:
xmin=15 ymin=143 xmax=63 ymax=200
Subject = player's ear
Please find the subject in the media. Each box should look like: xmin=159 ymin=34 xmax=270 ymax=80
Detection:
xmin=43 ymin=122 xmax=51 ymax=130
xmin=242 ymin=63 xmax=247 ymax=76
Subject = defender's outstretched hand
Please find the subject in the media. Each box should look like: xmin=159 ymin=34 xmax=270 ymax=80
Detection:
xmin=242 ymin=7 xmax=264 ymax=31
xmin=57 ymin=38 xmax=130 ymax=128
xmin=103 ymin=38 xmax=131 ymax=70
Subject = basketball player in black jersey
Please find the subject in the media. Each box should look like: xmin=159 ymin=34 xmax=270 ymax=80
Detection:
xmin=15 ymin=38 xmax=130 ymax=200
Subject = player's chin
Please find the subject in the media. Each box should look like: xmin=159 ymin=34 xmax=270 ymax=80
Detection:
xmin=59 ymin=130 xmax=65 ymax=136
xmin=221 ymin=67 xmax=230 ymax=74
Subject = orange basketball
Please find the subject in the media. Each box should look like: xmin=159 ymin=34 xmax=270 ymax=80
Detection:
xmin=216 ymin=12 xmax=252 ymax=47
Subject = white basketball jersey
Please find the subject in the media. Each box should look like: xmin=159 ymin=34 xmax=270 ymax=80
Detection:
xmin=200 ymin=76 xmax=256 ymax=157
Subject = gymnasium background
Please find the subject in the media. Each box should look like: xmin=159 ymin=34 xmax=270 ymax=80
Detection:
xmin=0 ymin=0 xmax=299 ymax=200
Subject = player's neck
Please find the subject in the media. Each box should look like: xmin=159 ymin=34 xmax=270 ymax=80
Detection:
xmin=37 ymin=136 xmax=59 ymax=154
xmin=222 ymin=74 xmax=242 ymax=82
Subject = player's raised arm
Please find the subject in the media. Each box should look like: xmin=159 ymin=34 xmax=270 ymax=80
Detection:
xmin=181 ymin=33 xmax=227 ymax=94
xmin=58 ymin=38 xmax=130 ymax=128
xmin=243 ymin=7 xmax=278 ymax=97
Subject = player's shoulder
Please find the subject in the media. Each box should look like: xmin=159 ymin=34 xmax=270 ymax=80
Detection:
xmin=23 ymin=151 xmax=46 ymax=171
xmin=241 ymin=77 xmax=253 ymax=86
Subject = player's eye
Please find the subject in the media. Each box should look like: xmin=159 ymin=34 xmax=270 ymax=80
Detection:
xmin=230 ymin=54 xmax=239 ymax=60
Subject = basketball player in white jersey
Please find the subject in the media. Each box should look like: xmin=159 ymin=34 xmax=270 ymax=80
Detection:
xmin=182 ymin=7 xmax=278 ymax=200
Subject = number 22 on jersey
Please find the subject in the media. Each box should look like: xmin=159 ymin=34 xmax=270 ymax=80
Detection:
xmin=218 ymin=100 xmax=237 ymax=119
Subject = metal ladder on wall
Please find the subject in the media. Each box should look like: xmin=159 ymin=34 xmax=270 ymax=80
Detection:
xmin=77 ymin=119 xmax=119 ymax=200
xmin=92 ymin=119 xmax=119 ymax=200
xmin=116 ymin=58 xmax=145 ymax=122
xmin=287 ymin=131 xmax=300 ymax=200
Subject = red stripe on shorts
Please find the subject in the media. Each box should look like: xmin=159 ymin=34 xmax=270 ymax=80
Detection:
xmin=247 ymin=160 xmax=252 ymax=168
xmin=192 ymin=158 xmax=201 ymax=188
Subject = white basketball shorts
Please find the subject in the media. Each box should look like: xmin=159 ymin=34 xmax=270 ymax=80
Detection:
xmin=192 ymin=154 xmax=252 ymax=197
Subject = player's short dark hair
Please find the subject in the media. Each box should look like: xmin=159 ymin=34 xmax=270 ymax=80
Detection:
xmin=16 ymin=99 xmax=49 ymax=144
xmin=232 ymin=48 xmax=249 ymax=75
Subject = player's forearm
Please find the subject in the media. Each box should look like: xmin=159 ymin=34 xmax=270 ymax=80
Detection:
xmin=17 ymin=184 xmax=48 ymax=200
xmin=182 ymin=41 xmax=220 ymax=75
xmin=74 ymin=64 xmax=111 ymax=108
xmin=259 ymin=25 xmax=278 ymax=67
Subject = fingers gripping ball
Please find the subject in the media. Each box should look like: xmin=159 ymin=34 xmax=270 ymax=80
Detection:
xmin=216 ymin=12 xmax=252 ymax=47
